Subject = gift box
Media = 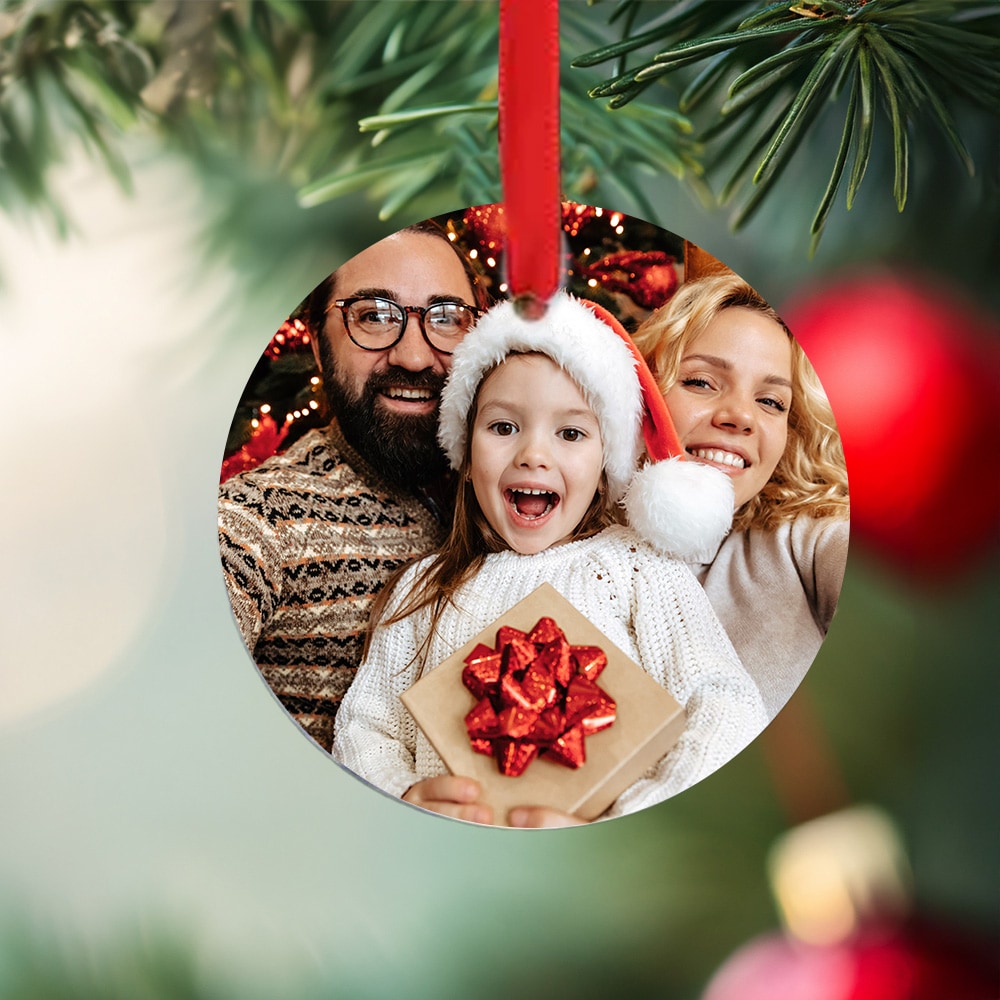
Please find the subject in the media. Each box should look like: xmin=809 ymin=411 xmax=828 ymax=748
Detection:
xmin=401 ymin=583 xmax=686 ymax=823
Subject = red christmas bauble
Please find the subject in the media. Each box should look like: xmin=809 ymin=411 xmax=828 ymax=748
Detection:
xmin=782 ymin=272 xmax=1000 ymax=579
xmin=577 ymin=249 xmax=679 ymax=310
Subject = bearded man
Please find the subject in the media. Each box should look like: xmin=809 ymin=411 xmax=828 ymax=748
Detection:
xmin=219 ymin=222 xmax=485 ymax=751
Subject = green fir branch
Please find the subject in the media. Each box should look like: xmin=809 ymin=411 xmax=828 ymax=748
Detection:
xmin=847 ymin=42 xmax=875 ymax=209
xmin=577 ymin=0 xmax=1000 ymax=251
xmin=2 ymin=0 xmax=997 ymax=257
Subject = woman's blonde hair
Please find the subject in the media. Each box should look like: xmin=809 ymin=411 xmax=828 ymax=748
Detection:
xmin=632 ymin=274 xmax=849 ymax=532
xmin=363 ymin=356 xmax=615 ymax=661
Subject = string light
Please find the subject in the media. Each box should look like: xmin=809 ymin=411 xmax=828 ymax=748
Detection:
xmin=265 ymin=317 xmax=311 ymax=359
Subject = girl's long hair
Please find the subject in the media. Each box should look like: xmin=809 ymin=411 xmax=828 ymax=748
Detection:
xmin=363 ymin=357 xmax=615 ymax=662
xmin=632 ymin=274 xmax=849 ymax=533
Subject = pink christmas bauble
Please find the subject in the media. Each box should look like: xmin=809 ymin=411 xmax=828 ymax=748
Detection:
xmin=703 ymin=924 xmax=996 ymax=1000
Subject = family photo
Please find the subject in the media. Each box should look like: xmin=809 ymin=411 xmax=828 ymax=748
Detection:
xmin=219 ymin=206 xmax=849 ymax=826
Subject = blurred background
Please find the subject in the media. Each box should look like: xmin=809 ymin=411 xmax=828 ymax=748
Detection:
xmin=0 ymin=2 xmax=996 ymax=997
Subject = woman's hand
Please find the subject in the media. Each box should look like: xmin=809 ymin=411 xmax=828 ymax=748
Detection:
xmin=402 ymin=775 xmax=494 ymax=825
xmin=507 ymin=806 xmax=585 ymax=828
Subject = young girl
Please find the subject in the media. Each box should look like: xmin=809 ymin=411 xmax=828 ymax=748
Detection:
xmin=332 ymin=292 xmax=766 ymax=826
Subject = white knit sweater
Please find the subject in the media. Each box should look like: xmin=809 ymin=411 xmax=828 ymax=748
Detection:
xmin=332 ymin=524 xmax=766 ymax=821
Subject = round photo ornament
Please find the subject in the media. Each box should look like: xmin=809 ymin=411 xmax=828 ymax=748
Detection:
xmin=217 ymin=0 xmax=849 ymax=828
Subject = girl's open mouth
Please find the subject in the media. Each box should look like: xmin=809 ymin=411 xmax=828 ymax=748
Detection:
xmin=505 ymin=488 xmax=559 ymax=520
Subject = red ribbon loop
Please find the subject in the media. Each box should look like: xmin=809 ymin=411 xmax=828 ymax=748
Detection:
xmin=499 ymin=0 xmax=562 ymax=303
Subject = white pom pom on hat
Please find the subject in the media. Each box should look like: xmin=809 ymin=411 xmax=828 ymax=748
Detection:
xmin=437 ymin=291 xmax=734 ymax=561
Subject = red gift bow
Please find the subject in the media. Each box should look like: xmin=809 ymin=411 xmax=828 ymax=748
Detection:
xmin=462 ymin=616 xmax=616 ymax=777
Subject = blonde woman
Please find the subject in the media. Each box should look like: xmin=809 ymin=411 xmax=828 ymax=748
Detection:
xmin=632 ymin=274 xmax=850 ymax=719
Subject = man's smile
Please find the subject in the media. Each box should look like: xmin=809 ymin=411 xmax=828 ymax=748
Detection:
xmin=372 ymin=377 xmax=443 ymax=415
xmin=379 ymin=386 xmax=437 ymax=413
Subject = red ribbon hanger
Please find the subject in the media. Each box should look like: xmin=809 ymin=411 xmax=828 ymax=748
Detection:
xmin=498 ymin=0 xmax=683 ymax=456
xmin=499 ymin=0 xmax=562 ymax=304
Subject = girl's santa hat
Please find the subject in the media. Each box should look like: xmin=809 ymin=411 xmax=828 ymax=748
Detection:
xmin=437 ymin=291 xmax=734 ymax=562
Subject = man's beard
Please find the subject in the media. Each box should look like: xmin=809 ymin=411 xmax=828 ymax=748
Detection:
xmin=324 ymin=363 xmax=450 ymax=488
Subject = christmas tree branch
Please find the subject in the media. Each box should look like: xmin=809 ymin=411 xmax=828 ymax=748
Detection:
xmin=2 ymin=1 xmax=996 ymax=255
xmin=575 ymin=0 xmax=1000 ymax=251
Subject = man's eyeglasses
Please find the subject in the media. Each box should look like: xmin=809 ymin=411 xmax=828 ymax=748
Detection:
xmin=333 ymin=297 xmax=481 ymax=354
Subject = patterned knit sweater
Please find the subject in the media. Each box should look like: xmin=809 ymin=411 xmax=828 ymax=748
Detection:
xmin=218 ymin=422 xmax=449 ymax=751
xmin=332 ymin=524 xmax=767 ymax=820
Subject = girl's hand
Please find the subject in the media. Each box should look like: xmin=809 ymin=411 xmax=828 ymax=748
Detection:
xmin=507 ymin=806 xmax=585 ymax=828
xmin=403 ymin=775 xmax=494 ymax=825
